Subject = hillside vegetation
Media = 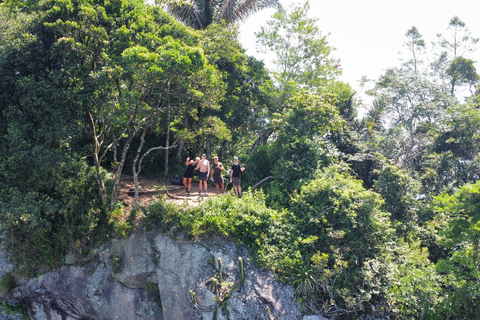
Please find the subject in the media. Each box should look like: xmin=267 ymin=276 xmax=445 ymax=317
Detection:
xmin=1 ymin=0 xmax=480 ymax=318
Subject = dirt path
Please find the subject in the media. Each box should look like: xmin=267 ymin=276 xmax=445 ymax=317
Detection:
xmin=118 ymin=175 xmax=223 ymax=211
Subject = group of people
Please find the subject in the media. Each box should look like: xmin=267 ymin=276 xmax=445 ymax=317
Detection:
xmin=182 ymin=154 xmax=245 ymax=197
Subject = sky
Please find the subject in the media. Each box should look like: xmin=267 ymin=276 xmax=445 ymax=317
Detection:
xmin=238 ymin=0 xmax=480 ymax=105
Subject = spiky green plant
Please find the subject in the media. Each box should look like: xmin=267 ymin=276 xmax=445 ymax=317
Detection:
xmin=189 ymin=290 xmax=196 ymax=304
xmin=0 ymin=272 xmax=16 ymax=294
xmin=212 ymin=278 xmax=218 ymax=293
xmin=217 ymin=257 xmax=223 ymax=284
xmin=238 ymin=257 xmax=244 ymax=286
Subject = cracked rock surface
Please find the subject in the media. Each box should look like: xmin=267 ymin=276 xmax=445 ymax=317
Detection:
xmin=0 ymin=231 xmax=302 ymax=320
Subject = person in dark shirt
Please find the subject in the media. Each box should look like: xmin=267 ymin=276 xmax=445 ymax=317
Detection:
xmin=183 ymin=157 xmax=199 ymax=195
xmin=210 ymin=156 xmax=225 ymax=194
xmin=230 ymin=157 xmax=245 ymax=198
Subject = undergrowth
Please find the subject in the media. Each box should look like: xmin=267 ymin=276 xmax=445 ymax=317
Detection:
xmin=142 ymin=174 xmax=428 ymax=318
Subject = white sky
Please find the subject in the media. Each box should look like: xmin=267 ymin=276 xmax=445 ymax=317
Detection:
xmin=239 ymin=0 xmax=480 ymax=105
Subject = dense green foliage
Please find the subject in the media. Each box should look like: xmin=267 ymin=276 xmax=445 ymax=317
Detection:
xmin=430 ymin=181 xmax=480 ymax=318
xmin=1 ymin=0 xmax=480 ymax=318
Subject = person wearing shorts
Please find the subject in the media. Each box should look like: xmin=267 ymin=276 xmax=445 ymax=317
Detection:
xmin=196 ymin=154 xmax=210 ymax=195
xmin=210 ymin=156 xmax=225 ymax=194
xmin=230 ymin=157 xmax=245 ymax=198
xmin=183 ymin=157 xmax=199 ymax=195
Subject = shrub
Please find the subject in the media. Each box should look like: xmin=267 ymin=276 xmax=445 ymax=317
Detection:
xmin=143 ymin=199 xmax=185 ymax=232
xmin=0 ymin=157 xmax=110 ymax=274
xmin=141 ymin=168 xmax=445 ymax=318
xmin=373 ymin=164 xmax=421 ymax=223
xmin=0 ymin=272 xmax=16 ymax=295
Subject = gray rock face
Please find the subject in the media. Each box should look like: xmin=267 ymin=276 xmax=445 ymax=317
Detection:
xmin=154 ymin=233 xmax=208 ymax=319
xmin=109 ymin=233 xmax=158 ymax=288
xmin=13 ymin=260 xmax=162 ymax=319
xmin=0 ymin=232 xmax=303 ymax=320
xmin=303 ymin=316 xmax=329 ymax=320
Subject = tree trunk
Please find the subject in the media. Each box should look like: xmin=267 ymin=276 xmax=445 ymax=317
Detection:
xmin=110 ymin=115 xmax=152 ymax=210
xmin=206 ymin=134 xmax=211 ymax=159
xmin=164 ymin=105 xmax=171 ymax=180
xmin=176 ymin=117 xmax=188 ymax=160
xmin=252 ymin=176 xmax=274 ymax=190
xmin=135 ymin=148 xmax=179 ymax=210
xmin=218 ymin=140 xmax=227 ymax=160
xmin=132 ymin=124 xmax=151 ymax=209
xmin=248 ymin=128 xmax=273 ymax=155
xmin=403 ymin=134 xmax=416 ymax=169
xmin=176 ymin=139 xmax=185 ymax=159
xmin=88 ymin=112 xmax=107 ymax=204
xmin=110 ymin=133 xmax=134 ymax=210
xmin=164 ymin=83 xmax=171 ymax=180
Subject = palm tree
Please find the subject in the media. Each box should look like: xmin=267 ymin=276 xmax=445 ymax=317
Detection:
xmin=157 ymin=0 xmax=280 ymax=30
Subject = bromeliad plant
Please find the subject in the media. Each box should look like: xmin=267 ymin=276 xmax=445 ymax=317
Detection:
xmin=292 ymin=263 xmax=319 ymax=297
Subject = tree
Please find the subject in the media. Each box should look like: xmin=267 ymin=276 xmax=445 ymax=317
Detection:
xmin=373 ymin=164 xmax=421 ymax=223
xmin=249 ymin=91 xmax=345 ymax=207
xmin=434 ymin=16 xmax=479 ymax=96
xmin=373 ymin=67 xmax=452 ymax=169
xmin=158 ymin=0 xmax=280 ymax=30
xmin=431 ymin=181 xmax=480 ymax=318
xmin=366 ymin=19 xmax=480 ymax=198
xmin=0 ymin=0 xmax=224 ymax=222
xmin=255 ymin=1 xmax=341 ymax=107
xmin=436 ymin=16 xmax=478 ymax=61
xmin=363 ymin=238 xmax=443 ymax=319
xmin=418 ymin=102 xmax=480 ymax=194
xmin=445 ymin=56 xmax=479 ymax=95
xmin=289 ymin=164 xmax=393 ymax=316
xmin=117 ymin=41 xmax=222 ymax=206
xmin=0 ymin=3 xmax=111 ymax=269
xmin=367 ymin=24 xmax=465 ymax=170
xmin=198 ymin=22 xmax=274 ymax=159
xmin=86 ymin=4 xmax=224 ymax=207
xmin=404 ymin=26 xmax=426 ymax=76
xmin=38 ymin=0 xmax=215 ymax=207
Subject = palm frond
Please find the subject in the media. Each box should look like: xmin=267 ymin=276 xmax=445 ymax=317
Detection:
xmin=161 ymin=0 xmax=279 ymax=28
xmin=217 ymin=0 xmax=237 ymax=23
xmin=162 ymin=0 xmax=205 ymax=29
xmin=232 ymin=0 xmax=280 ymax=24
xmin=360 ymin=99 xmax=386 ymax=133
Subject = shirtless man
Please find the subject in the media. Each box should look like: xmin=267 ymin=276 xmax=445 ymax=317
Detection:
xmin=196 ymin=154 xmax=210 ymax=195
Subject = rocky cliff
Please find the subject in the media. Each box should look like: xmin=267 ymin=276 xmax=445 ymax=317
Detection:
xmin=0 ymin=231 xmax=306 ymax=319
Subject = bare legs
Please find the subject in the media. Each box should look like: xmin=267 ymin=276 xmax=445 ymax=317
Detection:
xmin=199 ymin=180 xmax=208 ymax=194
xmin=183 ymin=177 xmax=192 ymax=194
xmin=215 ymin=183 xmax=225 ymax=193
xmin=234 ymin=184 xmax=242 ymax=197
